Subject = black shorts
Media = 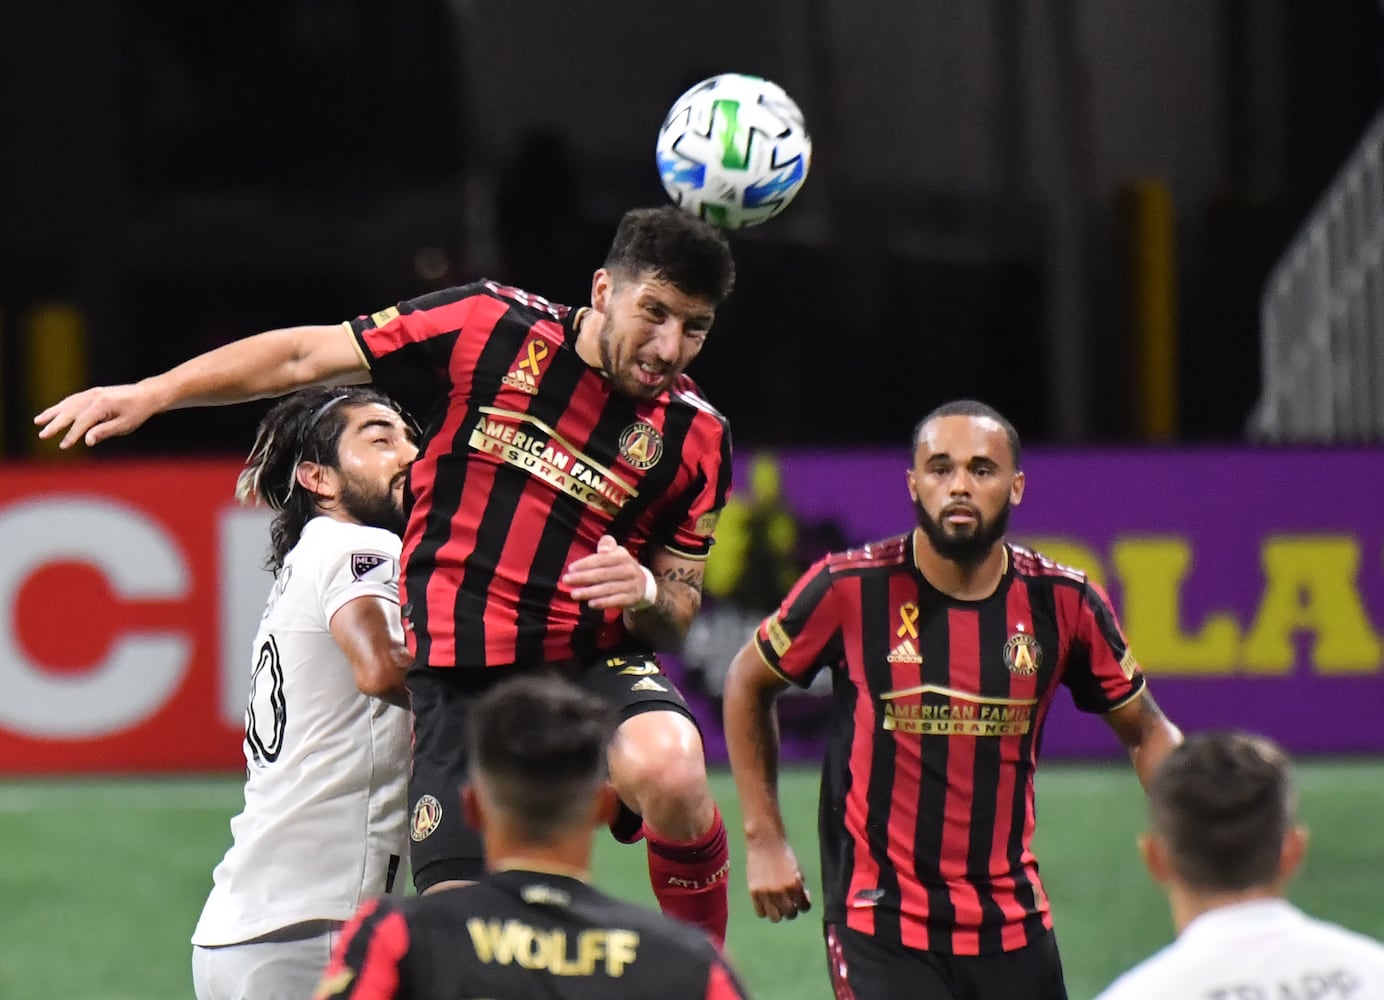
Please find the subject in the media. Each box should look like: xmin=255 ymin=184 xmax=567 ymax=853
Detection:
xmin=824 ymin=923 xmax=1067 ymax=1000
xmin=405 ymin=653 xmax=699 ymax=891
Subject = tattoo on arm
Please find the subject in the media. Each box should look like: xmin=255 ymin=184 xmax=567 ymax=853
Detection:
xmin=653 ymin=565 xmax=703 ymax=619
xmin=659 ymin=565 xmax=704 ymax=594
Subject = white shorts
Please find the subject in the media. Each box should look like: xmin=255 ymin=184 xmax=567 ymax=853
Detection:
xmin=192 ymin=920 xmax=338 ymax=1000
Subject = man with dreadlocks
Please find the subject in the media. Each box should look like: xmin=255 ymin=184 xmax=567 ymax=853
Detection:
xmin=191 ymin=385 xmax=419 ymax=1000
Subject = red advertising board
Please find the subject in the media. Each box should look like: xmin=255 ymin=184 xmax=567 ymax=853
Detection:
xmin=0 ymin=460 xmax=269 ymax=772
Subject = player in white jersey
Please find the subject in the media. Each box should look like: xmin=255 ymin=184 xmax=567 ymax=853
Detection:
xmin=1096 ymin=731 xmax=1384 ymax=1000
xmin=192 ymin=386 xmax=418 ymax=1000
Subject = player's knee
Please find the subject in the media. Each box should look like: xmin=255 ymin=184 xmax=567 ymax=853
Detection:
xmin=609 ymin=712 xmax=710 ymax=814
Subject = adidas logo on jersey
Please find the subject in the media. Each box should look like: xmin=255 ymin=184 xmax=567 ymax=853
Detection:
xmin=501 ymin=367 xmax=539 ymax=395
xmin=630 ymin=677 xmax=667 ymax=693
xmin=886 ymin=639 xmax=923 ymax=664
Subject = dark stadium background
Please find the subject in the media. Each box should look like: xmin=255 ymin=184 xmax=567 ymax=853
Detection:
xmin=3 ymin=0 xmax=1381 ymax=456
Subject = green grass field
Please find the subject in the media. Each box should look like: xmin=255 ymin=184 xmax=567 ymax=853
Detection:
xmin=2 ymin=762 xmax=1382 ymax=1000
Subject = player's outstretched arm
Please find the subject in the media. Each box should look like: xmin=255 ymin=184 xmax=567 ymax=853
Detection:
xmin=1105 ymin=689 xmax=1183 ymax=792
xmin=34 ymin=323 xmax=368 ymax=449
xmin=722 ymin=640 xmax=812 ymax=923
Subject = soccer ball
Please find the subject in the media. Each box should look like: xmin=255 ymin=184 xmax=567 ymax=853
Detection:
xmin=656 ymin=73 xmax=812 ymax=230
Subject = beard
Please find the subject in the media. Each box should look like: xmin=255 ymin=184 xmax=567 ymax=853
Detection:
xmin=914 ymin=496 xmax=1010 ymax=565
xmin=339 ymin=475 xmax=407 ymax=536
xmin=598 ymin=315 xmax=618 ymax=380
xmin=598 ymin=315 xmax=669 ymax=400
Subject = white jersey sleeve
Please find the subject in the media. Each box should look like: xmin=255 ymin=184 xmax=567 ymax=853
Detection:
xmin=320 ymin=536 xmax=402 ymax=622
xmin=192 ymin=517 xmax=411 ymax=947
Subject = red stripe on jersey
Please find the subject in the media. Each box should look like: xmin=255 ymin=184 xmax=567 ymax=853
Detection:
xmin=321 ymin=899 xmax=410 ymax=1000
xmin=1051 ymin=577 xmax=1083 ymax=663
xmin=476 ymin=316 xmax=615 ymax=664
xmin=352 ymin=908 xmax=409 ymax=999
xmin=883 ymin=574 xmax=930 ymax=953
xmin=941 ymin=606 xmax=985 ymax=955
xmin=404 ymin=295 xmax=510 ymax=665
xmin=428 ymin=314 xmax=572 ymax=665
xmin=363 ymin=295 xmax=479 ymax=359
xmin=994 ymin=576 xmax=1038 ymax=948
xmin=887 ymin=658 xmax=928 ymax=952
xmin=705 ymin=959 xmax=748 ymax=1000
xmin=1021 ymin=580 xmax=1073 ymax=937
xmin=840 ymin=577 xmax=881 ymax=940
xmin=765 ymin=557 xmax=840 ymax=684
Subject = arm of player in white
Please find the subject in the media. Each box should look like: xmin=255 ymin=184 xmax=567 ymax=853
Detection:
xmin=329 ymin=595 xmax=412 ymax=707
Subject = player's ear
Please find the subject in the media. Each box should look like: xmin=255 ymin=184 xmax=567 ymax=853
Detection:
xmin=1138 ymin=832 xmax=1171 ymax=885
xmin=1279 ymin=824 xmax=1309 ymax=881
xmin=462 ymin=782 xmax=484 ymax=831
xmin=296 ymin=461 xmax=335 ymax=501
xmin=591 ymin=268 xmax=613 ymax=313
xmin=594 ymin=782 xmax=621 ymax=829
xmin=1010 ymin=469 xmax=1025 ymax=506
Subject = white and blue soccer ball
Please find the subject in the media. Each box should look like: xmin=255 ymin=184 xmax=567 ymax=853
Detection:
xmin=656 ymin=73 xmax=812 ymax=230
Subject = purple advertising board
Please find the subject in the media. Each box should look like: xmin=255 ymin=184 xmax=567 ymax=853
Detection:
xmin=669 ymin=448 xmax=1384 ymax=762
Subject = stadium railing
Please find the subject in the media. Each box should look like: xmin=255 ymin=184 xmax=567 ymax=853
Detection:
xmin=1251 ymin=109 xmax=1384 ymax=443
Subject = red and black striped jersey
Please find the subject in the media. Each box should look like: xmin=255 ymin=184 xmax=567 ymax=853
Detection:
xmin=347 ymin=281 xmax=732 ymax=668
xmin=753 ymin=534 xmax=1145 ymax=956
xmin=313 ymin=869 xmax=752 ymax=1000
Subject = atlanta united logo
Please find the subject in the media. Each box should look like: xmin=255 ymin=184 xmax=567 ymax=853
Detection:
xmin=618 ymin=421 xmax=663 ymax=470
xmin=410 ymin=794 xmax=443 ymax=842
xmin=1003 ymin=632 xmax=1042 ymax=676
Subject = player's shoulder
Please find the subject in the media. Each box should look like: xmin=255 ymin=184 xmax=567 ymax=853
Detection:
xmin=389 ymin=279 xmax=497 ymax=317
xmin=823 ymin=533 xmax=911 ymax=576
xmin=478 ymin=280 xmax=574 ymax=325
xmin=1091 ymin=937 xmax=1187 ymax=1000
xmin=1297 ymin=912 xmax=1384 ymax=963
xmin=386 ymin=280 xmax=573 ymax=336
xmin=1009 ymin=543 xmax=1090 ymax=589
xmin=668 ymin=373 xmax=729 ymax=430
xmin=292 ymin=517 xmax=403 ymax=564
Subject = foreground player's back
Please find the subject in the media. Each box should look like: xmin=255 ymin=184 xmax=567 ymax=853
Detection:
xmin=322 ymin=868 xmax=750 ymax=1000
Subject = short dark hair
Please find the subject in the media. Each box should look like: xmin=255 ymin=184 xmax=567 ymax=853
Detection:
xmin=1149 ymin=731 xmax=1295 ymax=892
xmin=235 ymin=385 xmax=404 ymax=573
xmin=604 ymin=206 xmax=736 ymax=305
xmin=467 ymin=673 xmax=618 ymax=843
xmin=912 ymin=399 xmax=1022 ymax=468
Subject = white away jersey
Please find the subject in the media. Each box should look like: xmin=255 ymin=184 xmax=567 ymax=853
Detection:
xmin=193 ymin=517 xmax=410 ymax=946
xmin=1095 ymin=899 xmax=1384 ymax=1000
